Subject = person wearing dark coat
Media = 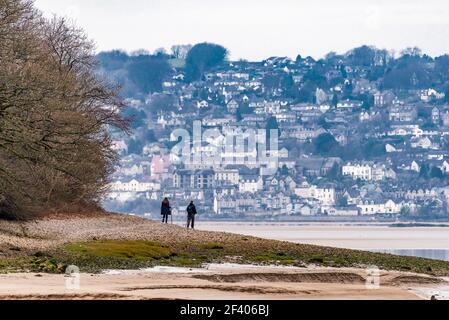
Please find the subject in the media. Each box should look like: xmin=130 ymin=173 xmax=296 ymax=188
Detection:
xmin=161 ymin=198 xmax=171 ymax=224
xmin=186 ymin=201 xmax=197 ymax=229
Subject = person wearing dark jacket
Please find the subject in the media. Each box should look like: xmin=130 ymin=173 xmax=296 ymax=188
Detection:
xmin=186 ymin=201 xmax=197 ymax=229
xmin=161 ymin=198 xmax=171 ymax=224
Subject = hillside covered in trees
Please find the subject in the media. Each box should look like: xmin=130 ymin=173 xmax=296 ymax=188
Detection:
xmin=96 ymin=43 xmax=228 ymax=98
xmin=97 ymin=44 xmax=449 ymax=103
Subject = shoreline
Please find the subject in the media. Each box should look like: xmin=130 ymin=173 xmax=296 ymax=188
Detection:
xmin=2 ymin=213 xmax=449 ymax=300
xmin=0 ymin=264 xmax=444 ymax=300
xmin=143 ymin=215 xmax=449 ymax=225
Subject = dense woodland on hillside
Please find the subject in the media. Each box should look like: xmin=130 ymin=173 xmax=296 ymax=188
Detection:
xmin=97 ymin=44 xmax=449 ymax=102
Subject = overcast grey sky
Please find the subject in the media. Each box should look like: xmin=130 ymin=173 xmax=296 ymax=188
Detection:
xmin=34 ymin=0 xmax=449 ymax=61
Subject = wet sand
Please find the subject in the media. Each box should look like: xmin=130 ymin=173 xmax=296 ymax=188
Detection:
xmin=0 ymin=264 xmax=437 ymax=300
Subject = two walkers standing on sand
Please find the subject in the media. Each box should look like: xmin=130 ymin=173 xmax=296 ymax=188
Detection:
xmin=160 ymin=198 xmax=198 ymax=229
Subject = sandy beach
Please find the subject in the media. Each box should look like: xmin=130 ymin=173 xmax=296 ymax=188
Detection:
xmin=1 ymin=214 xmax=449 ymax=300
xmin=0 ymin=264 xmax=442 ymax=300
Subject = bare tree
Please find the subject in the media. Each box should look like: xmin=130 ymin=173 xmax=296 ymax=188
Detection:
xmin=0 ymin=0 xmax=127 ymax=219
xmin=171 ymin=44 xmax=192 ymax=60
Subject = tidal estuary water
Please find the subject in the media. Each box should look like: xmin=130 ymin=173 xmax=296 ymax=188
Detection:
xmin=196 ymin=222 xmax=449 ymax=261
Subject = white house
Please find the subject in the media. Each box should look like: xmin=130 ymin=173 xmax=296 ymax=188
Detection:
xmin=239 ymin=176 xmax=263 ymax=193
xmin=215 ymin=169 xmax=240 ymax=185
xmin=342 ymin=163 xmax=393 ymax=181
xmin=420 ymin=88 xmax=445 ymax=102
xmin=342 ymin=163 xmax=373 ymax=181
xmin=295 ymin=183 xmax=336 ymax=206
xmin=358 ymin=199 xmax=402 ymax=215
xmin=197 ymin=100 xmax=209 ymax=109
xmin=411 ymin=161 xmax=421 ymax=172
xmin=109 ymin=179 xmax=161 ymax=192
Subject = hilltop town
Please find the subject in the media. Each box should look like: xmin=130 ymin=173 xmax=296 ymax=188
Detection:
xmin=101 ymin=45 xmax=449 ymax=220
